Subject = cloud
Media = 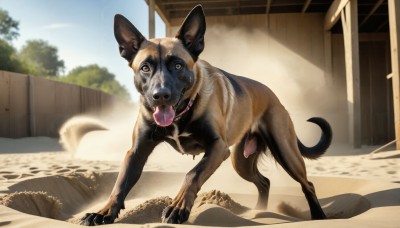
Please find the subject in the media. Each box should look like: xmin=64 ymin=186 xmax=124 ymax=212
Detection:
xmin=41 ymin=23 xmax=75 ymax=30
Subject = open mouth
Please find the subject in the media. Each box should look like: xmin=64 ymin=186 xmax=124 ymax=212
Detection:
xmin=152 ymin=105 xmax=176 ymax=127
xmin=152 ymin=88 xmax=187 ymax=127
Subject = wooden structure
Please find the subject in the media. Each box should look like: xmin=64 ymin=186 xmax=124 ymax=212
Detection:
xmin=0 ymin=71 xmax=124 ymax=138
xmin=388 ymin=0 xmax=400 ymax=149
xmin=145 ymin=0 xmax=399 ymax=149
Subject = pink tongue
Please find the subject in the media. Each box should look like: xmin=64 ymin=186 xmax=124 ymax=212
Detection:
xmin=153 ymin=106 xmax=175 ymax=127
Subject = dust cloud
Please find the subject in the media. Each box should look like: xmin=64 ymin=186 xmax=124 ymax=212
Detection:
xmin=60 ymin=25 xmax=345 ymax=161
xmin=59 ymin=102 xmax=138 ymax=161
xmin=202 ymin=25 xmax=344 ymax=146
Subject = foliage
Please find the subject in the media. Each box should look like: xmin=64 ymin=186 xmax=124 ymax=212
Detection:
xmin=0 ymin=9 xmax=19 ymax=41
xmin=60 ymin=64 xmax=130 ymax=99
xmin=19 ymin=39 xmax=65 ymax=77
xmin=0 ymin=8 xmax=129 ymax=100
xmin=0 ymin=39 xmax=24 ymax=72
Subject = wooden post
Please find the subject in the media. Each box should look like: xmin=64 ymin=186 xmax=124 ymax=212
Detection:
xmin=388 ymin=0 xmax=400 ymax=149
xmin=341 ymin=0 xmax=361 ymax=148
xmin=149 ymin=0 xmax=155 ymax=39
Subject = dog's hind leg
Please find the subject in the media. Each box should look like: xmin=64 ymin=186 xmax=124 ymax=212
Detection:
xmin=231 ymin=133 xmax=270 ymax=209
xmin=263 ymin=108 xmax=326 ymax=220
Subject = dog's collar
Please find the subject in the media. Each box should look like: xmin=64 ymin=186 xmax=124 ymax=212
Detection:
xmin=175 ymin=99 xmax=194 ymax=121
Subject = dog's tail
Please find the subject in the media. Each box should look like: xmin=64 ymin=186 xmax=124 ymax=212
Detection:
xmin=297 ymin=117 xmax=332 ymax=159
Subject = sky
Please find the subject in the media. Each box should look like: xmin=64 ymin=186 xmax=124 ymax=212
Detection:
xmin=0 ymin=0 xmax=166 ymax=102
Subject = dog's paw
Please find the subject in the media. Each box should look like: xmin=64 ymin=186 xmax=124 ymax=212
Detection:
xmin=80 ymin=213 xmax=115 ymax=226
xmin=161 ymin=205 xmax=190 ymax=224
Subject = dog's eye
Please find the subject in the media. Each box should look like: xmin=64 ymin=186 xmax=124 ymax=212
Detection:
xmin=175 ymin=63 xmax=182 ymax=70
xmin=141 ymin=65 xmax=150 ymax=72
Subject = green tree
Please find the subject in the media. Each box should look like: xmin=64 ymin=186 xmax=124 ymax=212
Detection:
xmin=0 ymin=8 xmax=19 ymax=41
xmin=0 ymin=9 xmax=23 ymax=72
xmin=61 ymin=64 xmax=130 ymax=99
xmin=0 ymin=39 xmax=24 ymax=72
xmin=19 ymin=39 xmax=65 ymax=77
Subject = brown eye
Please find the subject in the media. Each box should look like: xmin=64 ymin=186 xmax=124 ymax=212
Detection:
xmin=141 ymin=65 xmax=150 ymax=72
xmin=175 ymin=63 xmax=182 ymax=70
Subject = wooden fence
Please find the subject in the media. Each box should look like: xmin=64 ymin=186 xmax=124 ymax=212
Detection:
xmin=0 ymin=70 xmax=126 ymax=138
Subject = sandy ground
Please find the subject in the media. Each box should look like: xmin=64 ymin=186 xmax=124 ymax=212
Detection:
xmin=0 ymin=133 xmax=399 ymax=228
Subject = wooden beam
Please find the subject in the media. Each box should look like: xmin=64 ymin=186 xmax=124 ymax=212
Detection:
xmin=341 ymin=0 xmax=362 ymax=148
xmin=360 ymin=0 xmax=385 ymax=28
xmin=149 ymin=0 xmax=155 ymax=39
xmin=376 ymin=19 xmax=388 ymax=32
xmin=155 ymin=5 xmax=170 ymax=26
xmin=324 ymin=0 xmax=350 ymax=31
xmin=302 ymin=0 xmax=312 ymax=14
xmin=388 ymin=0 xmax=400 ymax=149
xmin=159 ymin=0 xmax=234 ymax=5
xmin=145 ymin=0 xmax=170 ymax=26
xmin=166 ymin=5 xmax=269 ymax=13
xmin=266 ymin=0 xmax=272 ymax=14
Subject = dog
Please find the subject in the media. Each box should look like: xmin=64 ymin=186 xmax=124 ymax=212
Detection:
xmin=80 ymin=5 xmax=332 ymax=225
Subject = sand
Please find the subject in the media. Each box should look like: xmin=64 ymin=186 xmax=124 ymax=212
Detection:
xmin=0 ymin=116 xmax=400 ymax=227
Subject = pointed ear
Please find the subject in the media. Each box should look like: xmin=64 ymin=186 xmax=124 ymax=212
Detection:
xmin=114 ymin=14 xmax=145 ymax=62
xmin=175 ymin=5 xmax=206 ymax=60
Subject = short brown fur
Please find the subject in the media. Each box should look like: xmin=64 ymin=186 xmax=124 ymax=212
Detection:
xmin=80 ymin=5 xmax=332 ymax=226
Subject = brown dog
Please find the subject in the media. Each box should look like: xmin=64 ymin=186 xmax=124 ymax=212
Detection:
xmin=80 ymin=5 xmax=332 ymax=225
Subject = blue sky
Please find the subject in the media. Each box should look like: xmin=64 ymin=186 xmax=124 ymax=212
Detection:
xmin=0 ymin=0 xmax=166 ymax=102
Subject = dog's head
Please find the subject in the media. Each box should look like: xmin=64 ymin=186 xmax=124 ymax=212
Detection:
xmin=114 ymin=5 xmax=205 ymax=127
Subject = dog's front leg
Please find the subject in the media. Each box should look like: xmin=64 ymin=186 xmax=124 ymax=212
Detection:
xmin=161 ymin=138 xmax=230 ymax=224
xmin=80 ymin=123 xmax=159 ymax=226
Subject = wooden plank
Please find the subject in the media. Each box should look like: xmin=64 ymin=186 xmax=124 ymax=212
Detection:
xmin=148 ymin=0 xmax=170 ymax=26
xmin=324 ymin=0 xmax=350 ymax=31
xmin=31 ymin=76 xmax=57 ymax=136
xmin=302 ymin=0 xmax=312 ymax=14
xmin=341 ymin=0 xmax=362 ymax=148
xmin=359 ymin=0 xmax=384 ymax=28
xmin=376 ymin=19 xmax=388 ymax=32
xmin=149 ymin=0 xmax=156 ymax=39
xmin=359 ymin=41 xmax=390 ymax=144
xmin=0 ymin=71 xmax=10 ymax=137
xmin=28 ymin=76 xmax=35 ymax=136
xmin=266 ymin=0 xmax=272 ymax=14
xmin=54 ymin=82 xmax=81 ymax=134
xmin=388 ymin=0 xmax=400 ymax=149
xmin=9 ymin=72 xmax=29 ymax=138
xmin=80 ymin=87 xmax=102 ymax=115
xmin=331 ymin=35 xmax=349 ymax=143
xmin=311 ymin=14 xmax=324 ymax=67
xmin=159 ymin=0 xmax=234 ymax=5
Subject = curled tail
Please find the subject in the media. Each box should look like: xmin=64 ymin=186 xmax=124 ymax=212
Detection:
xmin=297 ymin=117 xmax=332 ymax=159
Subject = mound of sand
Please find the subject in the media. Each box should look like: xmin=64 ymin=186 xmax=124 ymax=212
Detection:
xmin=194 ymin=190 xmax=249 ymax=214
xmin=117 ymin=196 xmax=172 ymax=224
xmin=0 ymin=166 xmax=399 ymax=228
xmin=0 ymin=191 xmax=62 ymax=219
xmin=0 ymin=125 xmax=399 ymax=227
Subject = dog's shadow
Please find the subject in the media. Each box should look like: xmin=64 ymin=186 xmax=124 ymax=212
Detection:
xmin=277 ymin=188 xmax=400 ymax=220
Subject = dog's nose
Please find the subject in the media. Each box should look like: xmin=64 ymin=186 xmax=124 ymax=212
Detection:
xmin=152 ymin=87 xmax=171 ymax=101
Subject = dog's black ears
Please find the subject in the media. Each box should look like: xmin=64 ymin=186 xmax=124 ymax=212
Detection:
xmin=114 ymin=14 xmax=145 ymax=62
xmin=175 ymin=5 xmax=206 ymax=61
